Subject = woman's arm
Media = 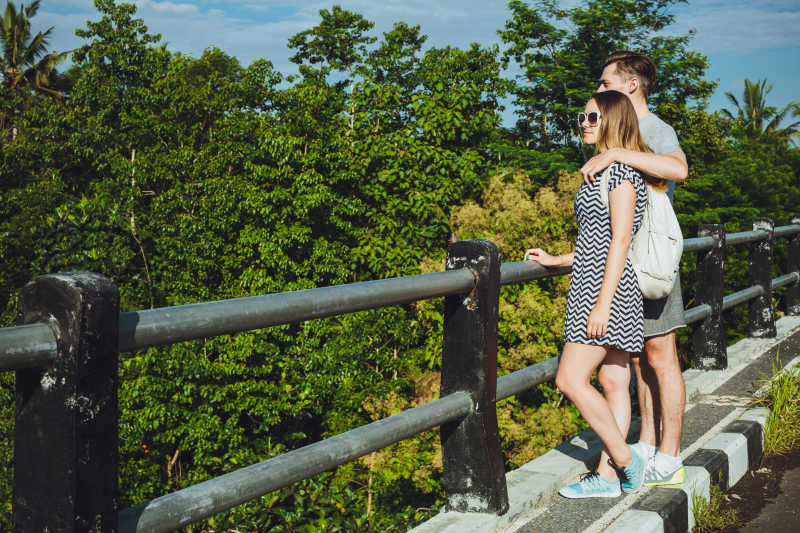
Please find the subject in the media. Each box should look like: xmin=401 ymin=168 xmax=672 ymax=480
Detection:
xmin=524 ymin=249 xmax=574 ymax=267
xmin=586 ymin=178 xmax=636 ymax=338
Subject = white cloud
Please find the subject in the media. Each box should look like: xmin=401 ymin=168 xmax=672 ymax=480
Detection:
xmin=44 ymin=0 xmax=94 ymax=9
xmin=34 ymin=0 xmax=800 ymax=115
xmin=137 ymin=1 xmax=199 ymax=16
xmin=671 ymin=3 xmax=800 ymax=52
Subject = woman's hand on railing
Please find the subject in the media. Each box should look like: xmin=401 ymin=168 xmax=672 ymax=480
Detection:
xmin=524 ymin=248 xmax=571 ymax=267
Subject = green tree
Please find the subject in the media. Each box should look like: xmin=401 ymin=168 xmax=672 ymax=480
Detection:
xmin=722 ymin=78 xmax=800 ymax=140
xmin=499 ymin=0 xmax=713 ymax=151
xmin=288 ymin=4 xmax=375 ymax=87
xmin=0 ymin=0 xmax=68 ymax=94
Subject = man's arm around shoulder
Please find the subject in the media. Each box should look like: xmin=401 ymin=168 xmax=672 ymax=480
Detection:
xmin=581 ymin=148 xmax=688 ymax=184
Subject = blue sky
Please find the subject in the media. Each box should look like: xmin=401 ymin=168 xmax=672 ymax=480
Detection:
xmin=39 ymin=0 xmax=800 ymax=125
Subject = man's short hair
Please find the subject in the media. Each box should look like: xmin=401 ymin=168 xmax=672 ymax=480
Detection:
xmin=602 ymin=51 xmax=656 ymax=97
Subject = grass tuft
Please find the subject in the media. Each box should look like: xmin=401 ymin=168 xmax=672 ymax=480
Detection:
xmin=756 ymin=353 xmax=800 ymax=457
xmin=692 ymin=483 xmax=739 ymax=532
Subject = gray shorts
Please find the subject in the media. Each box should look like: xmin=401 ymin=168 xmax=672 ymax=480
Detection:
xmin=643 ymin=273 xmax=686 ymax=338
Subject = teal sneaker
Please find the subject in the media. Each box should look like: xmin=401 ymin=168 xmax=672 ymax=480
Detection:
xmin=620 ymin=445 xmax=646 ymax=493
xmin=558 ymin=472 xmax=621 ymax=499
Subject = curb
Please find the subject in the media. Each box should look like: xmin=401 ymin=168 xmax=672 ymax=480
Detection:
xmin=604 ymin=407 xmax=769 ymax=533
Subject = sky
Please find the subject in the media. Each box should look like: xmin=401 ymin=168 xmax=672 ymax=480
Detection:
xmin=38 ymin=0 xmax=800 ymax=125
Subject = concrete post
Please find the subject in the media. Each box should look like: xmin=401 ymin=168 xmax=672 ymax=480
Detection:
xmin=749 ymin=219 xmax=776 ymax=337
xmin=15 ymin=272 xmax=120 ymax=532
xmin=692 ymin=224 xmax=727 ymax=369
xmin=784 ymin=215 xmax=800 ymax=316
xmin=440 ymin=239 xmax=508 ymax=514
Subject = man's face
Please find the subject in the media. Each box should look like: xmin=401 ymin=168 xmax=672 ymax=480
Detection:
xmin=597 ymin=63 xmax=631 ymax=94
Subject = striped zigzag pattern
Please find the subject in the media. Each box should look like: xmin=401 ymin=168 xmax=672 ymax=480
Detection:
xmin=564 ymin=162 xmax=648 ymax=352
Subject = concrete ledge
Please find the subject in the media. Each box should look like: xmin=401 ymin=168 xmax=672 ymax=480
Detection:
xmin=409 ymin=426 xmax=609 ymax=533
xmin=683 ymin=316 xmax=800 ymax=402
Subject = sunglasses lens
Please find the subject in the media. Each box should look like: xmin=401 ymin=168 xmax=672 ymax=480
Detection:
xmin=579 ymin=112 xmax=599 ymax=125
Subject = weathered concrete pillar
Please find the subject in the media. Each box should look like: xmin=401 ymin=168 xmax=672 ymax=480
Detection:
xmin=749 ymin=218 xmax=776 ymax=338
xmin=440 ymin=239 xmax=508 ymax=514
xmin=692 ymin=224 xmax=727 ymax=369
xmin=784 ymin=216 xmax=800 ymax=316
xmin=15 ymin=272 xmax=120 ymax=532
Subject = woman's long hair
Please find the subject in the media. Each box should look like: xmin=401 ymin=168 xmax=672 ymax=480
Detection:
xmin=590 ymin=90 xmax=667 ymax=190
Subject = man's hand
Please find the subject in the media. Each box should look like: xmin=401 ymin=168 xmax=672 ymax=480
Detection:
xmin=581 ymin=148 xmax=620 ymax=184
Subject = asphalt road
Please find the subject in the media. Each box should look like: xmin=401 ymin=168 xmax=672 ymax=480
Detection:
xmin=738 ymin=456 xmax=800 ymax=532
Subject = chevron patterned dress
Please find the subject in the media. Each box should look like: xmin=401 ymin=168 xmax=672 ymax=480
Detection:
xmin=564 ymin=162 xmax=647 ymax=352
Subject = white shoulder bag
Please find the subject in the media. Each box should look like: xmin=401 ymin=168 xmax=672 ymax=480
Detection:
xmin=599 ymin=165 xmax=683 ymax=299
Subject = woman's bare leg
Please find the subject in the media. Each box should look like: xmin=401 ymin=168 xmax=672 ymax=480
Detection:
xmin=596 ymin=349 xmax=632 ymax=480
xmin=555 ymin=342 xmax=632 ymax=476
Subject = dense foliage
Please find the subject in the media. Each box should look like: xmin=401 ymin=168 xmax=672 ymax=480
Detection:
xmin=1 ymin=0 xmax=798 ymax=531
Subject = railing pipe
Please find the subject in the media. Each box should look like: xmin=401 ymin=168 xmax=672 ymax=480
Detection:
xmin=119 ymin=269 xmax=475 ymax=353
xmin=119 ymin=390 xmax=472 ymax=533
xmin=725 ymin=229 xmax=770 ymax=247
xmin=722 ymin=285 xmax=764 ymax=312
xmin=683 ymin=303 xmax=712 ymax=325
xmin=0 ymin=323 xmax=56 ymax=371
xmin=749 ymin=219 xmax=776 ymax=337
xmin=772 ymin=272 xmax=800 ymax=290
xmin=773 ymin=223 xmax=800 ymax=239
xmin=496 ymin=356 xmax=559 ymax=402
xmin=683 ymin=235 xmax=716 ymax=254
xmin=4 ymin=225 xmax=795 ymax=370
xmin=499 ymin=261 xmax=572 ymax=286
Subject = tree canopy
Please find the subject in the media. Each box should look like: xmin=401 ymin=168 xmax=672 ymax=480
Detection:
xmin=722 ymin=78 xmax=800 ymax=141
xmin=0 ymin=1 xmax=798 ymax=531
xmin=0 ymin=0 xmax=66 ymax=94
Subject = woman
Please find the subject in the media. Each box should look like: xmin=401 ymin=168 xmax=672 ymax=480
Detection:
xmin=524 ymin=90 xmax=650 ymax=498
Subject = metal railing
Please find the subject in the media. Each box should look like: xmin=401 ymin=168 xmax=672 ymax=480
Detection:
xmin=1 ymin=217 xmax=799 ymax=532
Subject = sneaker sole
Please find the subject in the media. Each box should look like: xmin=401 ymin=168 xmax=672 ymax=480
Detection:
xmin=558 ymin=489 xmax=622 ymax=499
xmin=644 ymin=466 xmax=686 ymax=486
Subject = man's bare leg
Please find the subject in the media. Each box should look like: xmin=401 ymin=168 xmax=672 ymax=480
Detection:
xmin=632 ymin=353 xmax=659 ymax=449
xmin=643 ymin=332 xmax=684 ymax=457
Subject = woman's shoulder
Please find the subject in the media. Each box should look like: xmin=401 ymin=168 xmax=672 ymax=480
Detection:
xmin=605 ymin=162 xmax=643 ymax=188
xmin=608 ymin=161 xmax=641 ymax=177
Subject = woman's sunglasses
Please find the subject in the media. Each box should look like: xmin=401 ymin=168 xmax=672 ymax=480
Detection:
xmin=578 ymin=112 xmax=601 ymax=125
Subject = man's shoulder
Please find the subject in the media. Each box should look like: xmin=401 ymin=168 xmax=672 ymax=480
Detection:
xmin=639 ymin=112 xmax=676 ymax=135
xmin=639 ymin=112 xmax=682 ymax=155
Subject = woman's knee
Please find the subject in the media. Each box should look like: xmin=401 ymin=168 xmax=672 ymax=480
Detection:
xmin=598 ymin=364 xmax=630 ymax=393
xmin=555 ymin=370 xmax=576 ymax=398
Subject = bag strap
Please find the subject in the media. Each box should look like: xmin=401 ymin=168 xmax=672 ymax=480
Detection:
xmin=598 ymin=166 xmax=612 ymax=210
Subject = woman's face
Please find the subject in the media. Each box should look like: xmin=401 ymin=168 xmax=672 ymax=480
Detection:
xmin=581 ymin=99 xmax=601 ymax=145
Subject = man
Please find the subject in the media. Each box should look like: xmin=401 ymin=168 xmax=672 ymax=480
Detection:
xmin=582 ymin=51 xmax=688 ymax=485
